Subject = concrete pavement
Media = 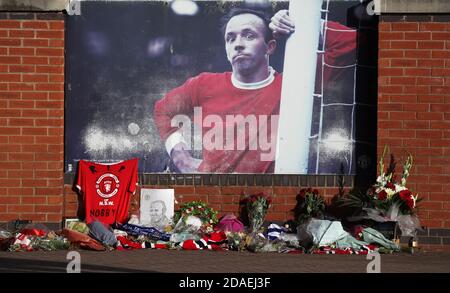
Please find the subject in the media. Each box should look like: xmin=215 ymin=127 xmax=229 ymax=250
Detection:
xmin=1 ymin=250 xmax=449 ymax=273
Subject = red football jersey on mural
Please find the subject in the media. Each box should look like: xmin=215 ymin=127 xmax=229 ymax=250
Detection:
xmin=76 ymin=158 xmax=138 ymax=225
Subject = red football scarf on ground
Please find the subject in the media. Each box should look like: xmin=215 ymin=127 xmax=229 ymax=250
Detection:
xmin=76 ymin=159 xmax=138 ymax=225
xmin=312 ymin=244 xmax=377 ymax=255
xmin=116 ymin=236 xmax=144 ymax=250
xmin=179 ymin=231 xmax=228 ymax=251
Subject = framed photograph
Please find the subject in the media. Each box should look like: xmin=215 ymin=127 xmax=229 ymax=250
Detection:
xmin=140 ymin=189 xmax=175 ymax=230
xmin=63 ymin=218 xmax=81 ymax=229
xmin=63 ymin=218 xmax=91 ymax=234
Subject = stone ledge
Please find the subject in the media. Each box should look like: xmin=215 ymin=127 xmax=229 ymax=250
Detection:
xmin=0 ymin=0 xmax=67 ymax=11
xmin=64 ymin=173 xmax=353 ymax=188
xmin=380 ymin=14 xmax=450 ymax=22
xmin=0 ymin=221 xmax=61 ymax=231
xmin=2 ymin=0 xmax=450 ymax=14
xmin=376 ymin=0 xmax=450 ymax=14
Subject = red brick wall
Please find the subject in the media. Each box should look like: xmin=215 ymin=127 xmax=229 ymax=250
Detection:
xmin=0 ymin=13 xmax=65 ymax=223
xmin=63 ymin=184 xmax=343 ymax=223
xmin=378 ymin=17 xmax=450 ymax=229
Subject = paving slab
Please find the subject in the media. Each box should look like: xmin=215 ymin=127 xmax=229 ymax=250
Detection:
xmin=1 ymin=250 xmax=449 ymax=273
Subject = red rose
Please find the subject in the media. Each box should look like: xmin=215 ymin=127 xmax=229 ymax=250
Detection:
xmin=405 ymin=197 xmax=414 ymax=209
xmin=378 ymin=190 xmax=387 ymax=200
xmin=298 ymin=189 xmax=306 ymax=197
xmin=386 ymin=182 xmax=395 ymax=190
xmin=399 ymin=190 xmax=414 ymax=209
xmin=313 ymin=189 xmax=319 ymax=195
xmin=353 ymin=226 xmax=365 ymax=240
xmin=399 ymin=190 xmax=412 ymax=200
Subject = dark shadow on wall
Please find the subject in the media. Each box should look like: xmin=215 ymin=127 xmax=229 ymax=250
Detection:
xmin=347 ymin=0 xmax=378 ymax=191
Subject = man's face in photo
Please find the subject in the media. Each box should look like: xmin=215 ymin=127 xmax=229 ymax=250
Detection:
xmin=149 ymin=202 xmax=164 ymax=221
xmin=224 ymin=13 xmax=272 ymax=77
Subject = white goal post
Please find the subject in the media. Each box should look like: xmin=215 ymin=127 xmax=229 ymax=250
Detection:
xmin=275 ymin=0 xmax=324 ymax=174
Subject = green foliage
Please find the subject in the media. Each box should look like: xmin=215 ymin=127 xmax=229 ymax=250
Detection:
xmin=173 ymin=200 xmax=219 ymax=228
xmin=337 ymin=188 xmax=373 ymax=209
xmin=245 ymin=193 xmax=272 ymax=233
xmin=294 ymin=188 xmax=325 ymax=224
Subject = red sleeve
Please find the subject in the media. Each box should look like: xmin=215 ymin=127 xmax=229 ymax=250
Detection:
xmin=153 ymin=74 xmax=201 ymax=141
xmin=324 ymin=21 xmax=357 ymax=66
xmin=127 ymin=158 xmax=139 ymax=195
xmin=317 ymin=21 xmax=357 ymax=88
xmin=76 ymin=160 xmax=85 ymax=193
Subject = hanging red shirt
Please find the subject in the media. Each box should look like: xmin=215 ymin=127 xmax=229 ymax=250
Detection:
xmin=76 ymin=158 xmax=138 ymax=225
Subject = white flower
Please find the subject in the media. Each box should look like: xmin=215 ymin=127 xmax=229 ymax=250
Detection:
xmin=395 ymin=184 xmax=407 ymax=192
xmin=401 ymin=178 xmax=406 ymax=186
xmin=385 ymin=188 xmax=396 ymax=198
xmin=376 ymin=176 xmax=385 ymax=184
xmin=412 ymin=194 xmax=418 ymax=208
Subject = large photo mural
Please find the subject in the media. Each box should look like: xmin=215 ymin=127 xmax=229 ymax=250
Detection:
xmin=65 ymin=0 xmax=378 ymax=174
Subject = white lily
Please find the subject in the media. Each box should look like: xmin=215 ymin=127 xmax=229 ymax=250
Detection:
xmin=395 ymin=184 xmax=407 ymax=192
xmin=412 ymin=194 xmax=418 ymax=209
xmin=386 ymin=188 xmax=396 ymax=198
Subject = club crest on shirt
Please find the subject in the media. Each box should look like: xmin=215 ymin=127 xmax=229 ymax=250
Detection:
xmin=96 ymin=173 xmax=120 ymax=198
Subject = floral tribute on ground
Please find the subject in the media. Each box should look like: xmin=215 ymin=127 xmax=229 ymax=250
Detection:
xmin=340 ymin=146 xmax=422 ymax=237
xmin=173 ymin=200 xmax=219 ymax=234
xmin=245 ymin=193 xmax=272 ymax=233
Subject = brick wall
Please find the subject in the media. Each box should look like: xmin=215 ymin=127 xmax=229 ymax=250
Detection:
xmin=0 ymin=13 xmax=65 ymax=224
xmin=378 ymin=15 xmax=450 ymax=248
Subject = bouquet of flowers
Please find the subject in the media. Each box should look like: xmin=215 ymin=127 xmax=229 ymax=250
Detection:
xmin=368 ymin=157 xmax=419 ymax=215
xmin=294 ymin=188 xmax=325 ymax=224
xmin=245 ymin=193 xmax=272 ymax=233
xmin=341 ymin=146 xmax=422 ymax=236
xmin=225 ymin=231 xmax=248 ymax=251
xmin=8 ymin=231 xmax=69 ymax=252
xmin=173 ymin=201 xmax=219 ymax=233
